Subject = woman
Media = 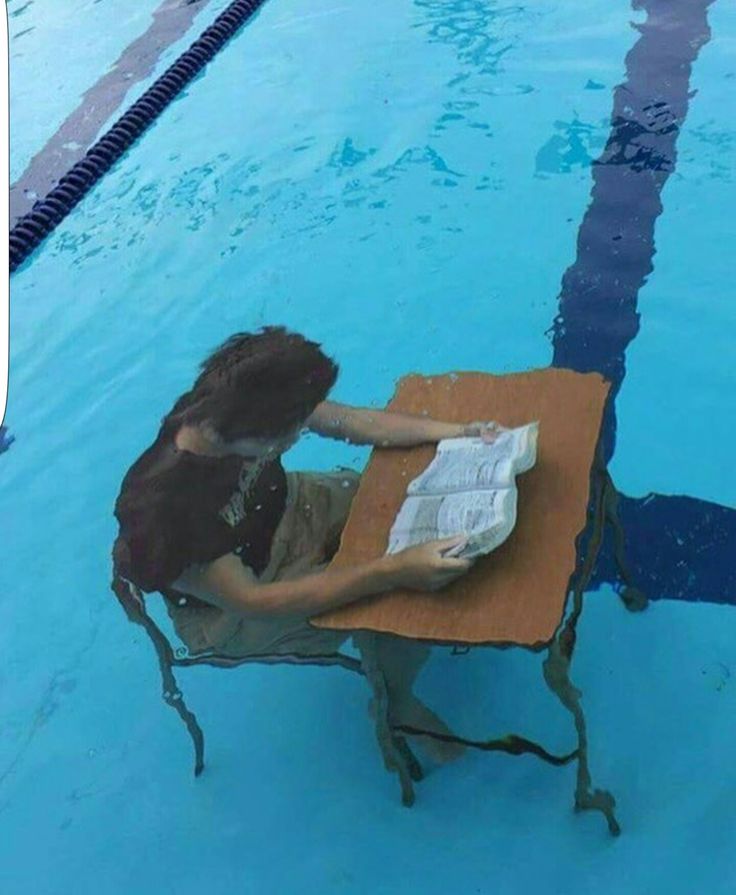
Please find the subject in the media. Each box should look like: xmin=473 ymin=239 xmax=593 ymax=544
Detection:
xmin=113 ymin=327 xmax=497 ymax=760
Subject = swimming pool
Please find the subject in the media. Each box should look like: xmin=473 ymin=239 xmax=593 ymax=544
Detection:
xmin=4 ymin=0 xmax=736 ymax=891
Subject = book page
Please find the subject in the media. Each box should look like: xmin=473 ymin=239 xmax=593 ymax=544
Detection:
xmin=387 ymin=488 xmax=516 ymax=553
xmin=408 ymin=444 xmax=515 ymax=494
xmin=387 ymin=421 xmax=537 ymax=559
xmin=408 ymin=423 xmax=538 ymax=495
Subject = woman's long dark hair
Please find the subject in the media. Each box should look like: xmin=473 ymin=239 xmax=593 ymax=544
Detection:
xmin=169 ymin=327 xmax=338 ymax=440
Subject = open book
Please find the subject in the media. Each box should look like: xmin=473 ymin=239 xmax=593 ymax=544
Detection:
xmin=386 ymin=422 xmax=539 ymax=560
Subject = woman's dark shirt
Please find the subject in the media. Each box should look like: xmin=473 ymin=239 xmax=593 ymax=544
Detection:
xmin=113 ymin=417 xmax=287 ymax=594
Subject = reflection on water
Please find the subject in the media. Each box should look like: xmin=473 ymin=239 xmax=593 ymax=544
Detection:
xmin=43 ymin=0 xmax=535 ymax=267
xmin=535 ymin=117 xmax=606 ymax=175
xmin=414 ymin=0 xmax=522 ymax=76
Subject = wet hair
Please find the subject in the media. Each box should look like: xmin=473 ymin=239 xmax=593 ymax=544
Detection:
xmin=172 ymin=327 xmax=338 ymax=441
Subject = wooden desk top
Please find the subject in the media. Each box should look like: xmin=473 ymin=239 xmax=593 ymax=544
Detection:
xmin=312 ymin=368 xmax=610 ymax=648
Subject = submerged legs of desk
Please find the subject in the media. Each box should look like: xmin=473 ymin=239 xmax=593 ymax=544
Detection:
xmin=543 ymin=633 xmax=621 ymax=836
xmin=354 ymin=464 xmax=634 ymax=833
xmin=358 ymin=622 xmax=621 ymax=833
xmin=542 ymin=461 xmax=622 ymax=836
xmin=603 ymin=471 xmax=649 ymax=614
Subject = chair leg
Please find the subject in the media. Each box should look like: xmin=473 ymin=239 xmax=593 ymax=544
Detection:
xmin=355 ymin=632 xmax=417 ymax=806
xmin=603 ymin=473 xmax=649 ymax=613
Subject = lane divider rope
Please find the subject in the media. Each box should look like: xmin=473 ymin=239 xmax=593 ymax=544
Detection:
xmin=9 ymin=0 xmax=266 ymax=273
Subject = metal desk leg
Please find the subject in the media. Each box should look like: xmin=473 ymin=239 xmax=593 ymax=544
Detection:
xmin=355 ymin=631 xmax=418 ymax=806
xmin=543 ymin=464 xmax=621 ymax=836
xmin=543 ymin=634 xmax=620 ymax=836
xmin=603 ymin=471 xmax=649 ymax=613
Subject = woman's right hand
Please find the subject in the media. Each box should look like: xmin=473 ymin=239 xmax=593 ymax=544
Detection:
xmin=387 ymin=535 xmax=474 ymax=592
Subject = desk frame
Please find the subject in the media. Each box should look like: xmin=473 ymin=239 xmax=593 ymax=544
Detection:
xmin=352 ymin=444 xmax=646 ymax=837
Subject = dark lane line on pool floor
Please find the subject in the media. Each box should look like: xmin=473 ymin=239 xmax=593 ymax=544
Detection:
xmin=549 ymin=0 xmax=735 ymax=605
xmin=9 ymin=0 xmax=215 ymax=226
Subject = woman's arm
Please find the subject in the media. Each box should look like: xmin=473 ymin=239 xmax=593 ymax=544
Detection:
xmin=172 ymin=536 xmax=472 ymax=620
xmin=306 ymin=400 xmax=498 ymax=448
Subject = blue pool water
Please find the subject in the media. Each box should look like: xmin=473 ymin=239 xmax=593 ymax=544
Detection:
xmin=4 ymin=0 xmax=736 ymax=892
